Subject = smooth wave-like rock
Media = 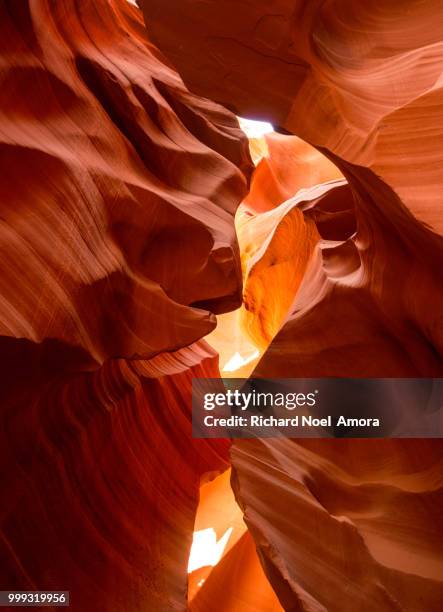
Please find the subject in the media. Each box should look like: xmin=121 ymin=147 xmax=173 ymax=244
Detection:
xmin=0 ymin=1 xmax=254 ymax=610
xmin=235 ymin=160 xmax=443 ymax=609
xmin=243 ymin=133 xmax=343 ymax=213
xmin=2 ymin=1 xmax=443 ymax=611
xmin=146 ymin=0 xmax=443 ymax=373
xmin=0 ymin=337 xmax=229 ymax=611
xmin=238 ymin=179 xmax=352 ymax=349
xmin=146 ymin=0 xmax=443 ymax=371
xmin=256 ymin=163 xmax=443 ymax=378
xmin=0 ymin=0 xmax=251 ymax=364
xmin=146 ymin=3 xmax=443 ymax=610
xmin=145 ymin=0 xmax=443 ymax=234
xmin=231 ymin=438 xmax=443 ymax=612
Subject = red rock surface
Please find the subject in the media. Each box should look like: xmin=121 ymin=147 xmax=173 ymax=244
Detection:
xmin=0 ymin=1 xmax=252 ymax=610
xmin=145 ymin=0 xmax=443 ymax=234
xmin=0 ymin=337 xmax=229 ymax=611
xmin=232 ymin=438 xmax=443 ymax=611
xmin=1 ymin=0 xmax=443 ymax=611
xmin=244 ymin=133 xmax=343 ymax=213
xmin=255 ymin=162 xmax=443 ymax=378
xmin=0 ymin=0 xmax=251 ymax=364
xmin=147 ymin=2 xmax=443 ymax=610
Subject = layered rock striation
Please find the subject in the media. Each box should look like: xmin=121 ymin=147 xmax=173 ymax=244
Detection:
xmin=0 ymin=0 xmax=251 ymax=364
xmin=147 ymin=1 xmax=443 ymax=609
xmin=0 ymin=1 xmax=252 ymax=610
xmin=1 ymin=0 xmax=442 ymax=610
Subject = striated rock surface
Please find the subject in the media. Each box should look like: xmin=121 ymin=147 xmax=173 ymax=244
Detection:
xmin=238 ymin=179 xmax=353 ymax=349
xmin=0 ymin=1 xmax=253 ymax=610
xmin=2 ymin=0 xmax=443 ymax=610
xmin=145 ymin=0 xmax=443 ymax=234
xmin=0 ymin=337 xmax=229 ymax=611
xmin=231 ymin=438 xmax=443 ymax=611
xmin=147 ymin=2 xmax=443 ymax=610
xmin=236 ymin=152 xmax=443 ymax=610
xmin=146 ymin=0 xmax=443 ymax=373
xmin=0 ymin=0 xmax=251 ymax=364
xmin=255 ymin=162 xmax=443 ymax=379
xmin=208 ymin=137 xmax=351 ymax=365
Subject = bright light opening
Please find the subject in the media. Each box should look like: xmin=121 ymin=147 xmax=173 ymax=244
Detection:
xmin=238 ymin=117 xmax=274 ymax=139
xmin=187 ymin=527 xmax=233 ymax=573
xmin=222 ymin=349 xmax=260 ymax=372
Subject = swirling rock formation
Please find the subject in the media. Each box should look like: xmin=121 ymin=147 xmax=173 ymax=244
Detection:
xmin=243 ymin=133 xmax=342 ymax=213
xmin=238 ymin=179 xmax=352 ymax=349
xmin=0 ymin=0 xmax=251 ymax=364
xmin=2 ymin=0 xmax=443 ymax=610
xmin=235 ymin=158 xmax=443 ymax=610
xmin=231 ymin=438 xmax=443 ymax=612
xmin=255 ymin=162 xmax=443 ymax=378
xmin=146 ymin=0 xmax=443 ymax=372
xmin=145 ymin=0 xmax=443 ymax=234
xmin=0 ymin=337 xmax=230 ymax=611
xmin=147 ymin=1 xmax=443 ymax=610
xmin=0 ymin=1 xmax=252 ymax=610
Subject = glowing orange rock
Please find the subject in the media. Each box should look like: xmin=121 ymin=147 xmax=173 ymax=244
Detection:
xmin=244 ymin=132 xmax=343 ymax=213
xmin=256 ymin=165 xmax=443 ymax=378
xmin=146 ymin=0 xmax=443 ymax=234
xmin=239 ymin=180 xmax=353 ymax=349
xmin=190 ymin=532 xmax=283 ymax=611
xmin=147 ymin=3 xmax=443 ymax=610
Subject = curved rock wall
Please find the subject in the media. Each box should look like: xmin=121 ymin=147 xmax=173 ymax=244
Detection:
xmin=0 ymin=1 xmax=251 ymax=610
xmin=0 ymin=338 xmax=229 ymax=611
xmin=145 ymin=0 xmax=443 ymax=233
xmin=1 ymin=0 xmax=442 ymax=610
xmin=231 ymin=438 xmax=443 ymax=611
xmin=146 ymin=1 xmax=443 ymax=610
xmin=0 ymin=0 xmax=251 ymax=364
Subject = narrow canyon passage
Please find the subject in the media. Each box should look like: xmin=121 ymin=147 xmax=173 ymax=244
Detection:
xmin=206 ymin=119 xmax=347 ymax=375
xmin=146 ymin=1 xmax=443 ymax=609
xmin=189 ymin=120 xmax=347 ymax=609
xmin=0 ymin=1 xmax=442 ymax=611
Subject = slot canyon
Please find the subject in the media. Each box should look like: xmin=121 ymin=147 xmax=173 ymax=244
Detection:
xmin=0 ymin=1 xmax=442 ymax=611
